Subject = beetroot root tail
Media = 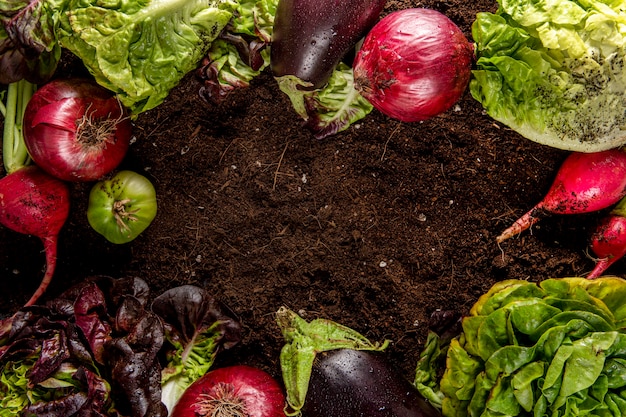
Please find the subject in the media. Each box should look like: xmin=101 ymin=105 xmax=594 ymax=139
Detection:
xmin=24 ymin=237 xmax=58 ymax=307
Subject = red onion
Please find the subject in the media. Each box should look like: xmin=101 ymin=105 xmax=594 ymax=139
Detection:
xmin=0 ymin=165 xmax=70 ymax=305
xmin=353 ymin=8 xmax=474 ymax=122
xmin=23 ymin=78 xmax=132 ymax=182
xmin=170 ymin=365 xmax=285 ymax=417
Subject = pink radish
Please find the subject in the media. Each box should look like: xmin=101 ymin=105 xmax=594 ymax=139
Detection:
xmin=587 ymin=197 xmax=626 ymax=279
xmin=497 ymin=150 xmax=626 ymax=243
xmin=0 ymin=165 xmax=70 ymax=305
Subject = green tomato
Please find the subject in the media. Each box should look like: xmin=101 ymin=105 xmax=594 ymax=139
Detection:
xmin=87 ymin=170 xmax=157 ymax=244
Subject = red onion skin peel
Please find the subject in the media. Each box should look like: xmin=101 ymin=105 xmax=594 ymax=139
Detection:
xmin=23 ymin=78 xmax=132 ymax=182
xmin=353 ymin=8 xmax=474 ymax=122
xmin=0 ymin=165 xmax=70 ymax=305
xmin=588 ymin=196 xmax=626 ymax=279
xmin=170 ymin=365 xmax=285 ymax=417
xmin=497 ymin=150 xmax=626 ymax=243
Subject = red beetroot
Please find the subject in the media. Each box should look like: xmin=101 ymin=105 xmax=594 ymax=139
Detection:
xmin=588 ymin=197 xmax=626 ymax=279
xmin=497 ymin=150 xmax=626 ymax=243
xmin=170 ymin=365 xmax=285 ymax=417
xmin=0 ymin=166 xmax=70 ymax=305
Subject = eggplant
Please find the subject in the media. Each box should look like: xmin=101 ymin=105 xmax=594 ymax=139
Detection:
xmin=270 ymin=0 xmax=387 ymax=90
xmin=303 ymin=349 xmax=442 ymax=417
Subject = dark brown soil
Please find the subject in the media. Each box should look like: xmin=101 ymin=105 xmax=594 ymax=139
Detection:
xmin=0 ymin=0 xmax=614 ymax=383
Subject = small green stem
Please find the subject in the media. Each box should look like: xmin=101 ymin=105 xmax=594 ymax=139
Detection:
xmin=2 ymin=79 xmax=35 ymax=174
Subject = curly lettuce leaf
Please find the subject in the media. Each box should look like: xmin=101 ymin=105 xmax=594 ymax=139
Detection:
xmin=150 ymin=285 xmax=242 ymax=413
xmin=0 ymin=0 xmax=65 ymax=84
xmin=275 ymin=63 xmax=373 ymax=139
xmin=471 ymin=0 xmax=626 ymax=152
xmin=56 ymin=0 xmax=233 ymax=114
xmin=197 ymin=0 xmax=277 ymax=102
xmin=0 ymin=276 xmax=167 ymax=417
xmin=423 ymin=277 xmax=626 ymax=417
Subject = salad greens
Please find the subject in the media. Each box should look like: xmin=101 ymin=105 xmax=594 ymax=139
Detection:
xmin=0 ymin=0 xmax=64 ymax=85
xmin=151 ymin=285 xmax=242 ymax=413
xmin=198 ymin=0 xmax=277 ymax=102
xmin=415 ymin=277 xmax=626 ymax=417
xmin=56 ymin=0 xmax=234 ymax=114
xmin=471 ymin=0 xmax=626 ymax=152
xmin=0 ymin=277 xmax=241 ymax=417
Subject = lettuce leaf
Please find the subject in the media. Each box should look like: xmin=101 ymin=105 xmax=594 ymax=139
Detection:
xmin=197 ymin=0 xmax=277 ymax=102
xmin=56 ymin=0 xmax=233 ymax=114
xmin=416 ymin=277 xmax=626 ymax=417
xmin=151 ymin=285 xmax=242 ymax=413
xmin=470 ymin=0 xmax=626 ymax=152
xmin=0 ymin=0 xmax=65 ymax=84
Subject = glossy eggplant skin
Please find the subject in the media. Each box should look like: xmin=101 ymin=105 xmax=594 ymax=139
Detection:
xmin=303 ymin=349 xmax=441 ymax=417
xmin=270 ymin=0 xmax=387 ymax=89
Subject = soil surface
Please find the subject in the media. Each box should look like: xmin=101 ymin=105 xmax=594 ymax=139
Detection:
xmin=0 ymin=0 xmax=614 ymax=384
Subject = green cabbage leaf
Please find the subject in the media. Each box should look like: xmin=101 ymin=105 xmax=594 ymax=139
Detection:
xmin=471 ymin=0 xmax=626 ymax=152
xmin=416 ymin=277 xmax=626 ymax=417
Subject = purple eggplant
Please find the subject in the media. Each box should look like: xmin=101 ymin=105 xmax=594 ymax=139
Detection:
xmin=270 ymin=0 xmax=387 ymax=90
xmin=303 ymin=349 xmax=441 ymax=417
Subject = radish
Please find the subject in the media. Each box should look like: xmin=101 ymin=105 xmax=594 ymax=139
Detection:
xmin=497 ymin=150 xmax=626 ymax=243
xmin=587 ymin=196 xmax=626 ymax=279
xmin=0 ymin=165 xmax=70 ymax=305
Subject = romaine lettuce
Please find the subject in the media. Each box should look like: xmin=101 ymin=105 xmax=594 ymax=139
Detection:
xmin=471 ymin=0 xmax=626 ymax=152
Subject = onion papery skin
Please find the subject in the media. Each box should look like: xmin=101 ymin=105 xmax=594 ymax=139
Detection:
xmin=170 ymin=365 xmax=285 ymax=417
xmin=353 ymin=8 xmax=474 ymax=122
xmin=23 ymin=78 xmax=132 ymax=182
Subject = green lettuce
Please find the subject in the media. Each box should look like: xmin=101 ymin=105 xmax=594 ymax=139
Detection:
xmin=471 ymin=0 xmax=626 ymax=152
xmin=275 ymin=63 xmax=374 ymax=140
xmin=416 ymin=277 xmax=626 ymax=417
xmin=56 ymin=0 xmax=234 ymax=114
xmin=197 ymin=0 xmax=277 ymax=102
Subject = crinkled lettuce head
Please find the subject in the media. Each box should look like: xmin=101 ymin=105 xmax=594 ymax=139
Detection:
xmin=470 ymin=0 xmax=626 ymax=152
xmin=56 ymin=0 xmax=234 ymax=114
xmin=440 ymin=277 xmax=626 ymax=417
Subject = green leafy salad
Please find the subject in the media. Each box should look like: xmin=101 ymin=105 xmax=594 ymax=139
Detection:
xmin=416 ymin=277 xmax=626 ymax=417
xmin=471 ymin=0 xmax=626 ymax=152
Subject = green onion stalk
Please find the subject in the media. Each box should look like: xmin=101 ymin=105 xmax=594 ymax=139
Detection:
xmin=1 ymin=80 xmax=36 ymax=173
